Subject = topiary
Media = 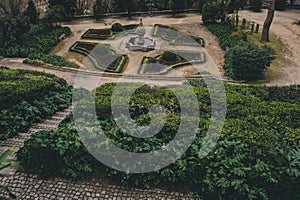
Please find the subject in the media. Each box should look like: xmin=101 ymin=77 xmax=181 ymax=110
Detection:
xmin=162 ymin=51 xmax=177 ymax=62
xmin=111 ymin=23 xmax=124 ymax=32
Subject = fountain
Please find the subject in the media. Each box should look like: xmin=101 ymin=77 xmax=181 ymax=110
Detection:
xmin=125 ymin=18 xmax=156 ymax=52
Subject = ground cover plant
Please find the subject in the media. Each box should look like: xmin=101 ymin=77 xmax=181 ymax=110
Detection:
xmin=69 ymin=42 xmax=128 ymax=73
xmin=0 ymin=25 xmax=74 ymax=68
xmin=152 ymin=24 xmax=205 ymax=47
xmin=0 ymin=67 xmax=72 ymax=140
xmin=18 ymin=81 xmax=300 ymax=199
xmin=81 ymin=23 xmax=138 ymax=40
xmin=139 ymin=50 xmax=205 ymax=75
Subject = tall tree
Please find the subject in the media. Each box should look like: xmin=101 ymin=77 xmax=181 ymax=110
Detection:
xmin=0 ymin=0 xmax=24 ymax=17
xmin=25 ymin=0 xmax=38 ymax=24
xmin=261 ymin=0 xmax=275 ymax=42
xmin=93 ymin=0 xmax=103 ymax=21
xmin=49 ymin=0 xmax=76 ymax=19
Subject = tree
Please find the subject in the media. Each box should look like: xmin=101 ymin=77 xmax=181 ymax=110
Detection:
xmin=250 ymin=0 xmax=262 ymax=12
xmin=25 ymin=0 xmax=38 ymax=24
xmin=43 ymin=5 xmax=67 ymax=26
xmin=0 ymin=0 xmax=24 ymax=17
xmin=48 ymin=0 xmax=76 ymax=20
xmin=93 ymin=0 xmax=103 ymax=21
xmin=168 ymin=0 xmax=184 ymax=17
xmin=261 ymin=0 xmax=275 ymax=42
xmin=226 ymin=0 xmax=246 ymax=29
xmin=113 ymin=0 xmax=136 ymax=18
xmin=202 ymin=2 xmax=225 ymax=24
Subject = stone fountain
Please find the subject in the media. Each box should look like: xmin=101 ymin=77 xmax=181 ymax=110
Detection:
xmin=125 ymin=18 xmax=156 ymax=52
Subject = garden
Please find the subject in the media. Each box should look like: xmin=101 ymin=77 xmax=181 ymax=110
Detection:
xmin=69 ymin=41 xmax=129 ymax=73
xmin=0 ymin=67 xmax=72 ymax=140
xmin=138 ymin=50 xmax=206 ymax=75
xmin=16 ymin=81 xmax=300 ymax=200
xmin=152 ymin=24 xmax=205 ymax=47
xmin=81 ymin=23 xmax=138 ymax=40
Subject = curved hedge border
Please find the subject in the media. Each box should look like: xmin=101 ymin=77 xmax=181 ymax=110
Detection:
xmin=81 ymin=24 xmax=138 ymax=40
xmin=152 ymin=24 xmax=205 ymax=47
xmin=69 ymin=41 xmax=128 ymax=73
xmin=138 ymin=51 xmax=206 ymax=75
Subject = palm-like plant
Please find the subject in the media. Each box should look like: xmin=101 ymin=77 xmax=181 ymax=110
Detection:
xmin=0 ymin=147 xmax=22 ymax=200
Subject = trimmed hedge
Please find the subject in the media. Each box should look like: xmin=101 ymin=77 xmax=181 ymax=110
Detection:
xmin=139 ymin=50 xmax=205 ymax=75
xmin=153 ymin=24 xmax=205 ymax=47
xmin=69 ymin=41 xmax=128 ymax=73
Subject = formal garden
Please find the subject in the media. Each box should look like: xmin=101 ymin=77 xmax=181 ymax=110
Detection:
xmin=0 ymin=0 xmax=300 ymax=199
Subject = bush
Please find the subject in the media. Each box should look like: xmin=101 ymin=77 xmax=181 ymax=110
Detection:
xmin=202 ymin=2 xmax=225 ymax=24
xmin=18 ymin=82 xmax=300 ymax=199
xmin=111 ymin=23 xmax=124 ymax=32
xmin=250 ymin=0 xmax=263 ymax=12
xmin=28 ymin=53 xmax=77 ymax=68
xmin=224 ymin=41 xmax=274 ymax=81
xmin=162 ymin=51 xmax=177 ymax=62
xmin=17 ymin=119 xmax=97 ymax=181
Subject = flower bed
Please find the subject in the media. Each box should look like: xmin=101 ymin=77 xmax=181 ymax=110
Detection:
xmin=70 ymin=41 xmax=128 ymax=73
xmin=81 ymin=24 xmax=138 ymax=40
xmin=138 ymin=50 xmax=206 ymax=75
xmin=152 ymin=24 xmax=205 ymax=47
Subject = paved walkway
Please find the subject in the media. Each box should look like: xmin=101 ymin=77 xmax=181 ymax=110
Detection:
xmin=0 ymin=104 xmax=194 ymax=200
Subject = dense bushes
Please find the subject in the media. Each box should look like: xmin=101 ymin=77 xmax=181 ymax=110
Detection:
xmin=0 ymin=67 xmax=72 ymax=139
xmin=17 ymin=115 xmax=97 ymax=181
xmin=0 ymin=25 xmax=75 ymax=68
xmin=224 ymin=42 xmax=275 ymax=81
xmin=161 ymin=51 xmax=177 ymax=62
xmin=202 ymin=2 xmax=225 ymax=24
xmin=205 ymin=22 xmax=275 ymax=81
xmin=18 ymin=82 xmax=300 ymax=199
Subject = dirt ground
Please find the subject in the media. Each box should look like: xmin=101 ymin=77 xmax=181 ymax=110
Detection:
xmin=56 ymin=13 xmax=224 ymax=77
xmin=239 ymin=9 xmax=300 ymax=86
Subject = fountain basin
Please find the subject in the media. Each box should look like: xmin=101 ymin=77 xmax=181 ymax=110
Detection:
xmin=126 ymin=36 xmax=156 ymax=52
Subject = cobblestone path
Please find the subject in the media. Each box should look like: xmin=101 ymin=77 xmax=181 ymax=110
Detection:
xmin=0 ymin=105 xmax=194 ymax=200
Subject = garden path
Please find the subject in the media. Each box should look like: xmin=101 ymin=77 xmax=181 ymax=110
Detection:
xmin=0 ymin=98 xmax=193 ymax=199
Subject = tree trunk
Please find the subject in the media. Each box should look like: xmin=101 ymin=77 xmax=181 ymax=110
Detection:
xmin=261 ymin=0 xmax=275 ymax=42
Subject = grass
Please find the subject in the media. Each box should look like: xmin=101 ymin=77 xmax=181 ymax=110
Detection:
xmin=247 ymin=32 xmax=284 ymax=83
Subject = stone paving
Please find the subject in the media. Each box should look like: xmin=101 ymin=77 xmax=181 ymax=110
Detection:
xmin=0 ymin=104 xmax=194 ymax=199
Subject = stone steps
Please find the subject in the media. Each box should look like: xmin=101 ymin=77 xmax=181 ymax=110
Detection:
xmin=0 ymin=104 xmax=74 ymax=176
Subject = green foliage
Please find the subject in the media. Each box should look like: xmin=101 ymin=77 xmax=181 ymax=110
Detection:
xmin=161 ymin=51 xmax=177 ymax=62
xmin=18 ymin=82 xmax=300 ymax=199
xmin=28 ymin=53 xmax=77 ymax=68
xmin=224 ymin=41 xmax=275 ymax=81
xmin=0 ymin=67 xmax=72 ymax=139
xmin=0 ymin=147 xmax=22 ymax=200
xmin=111 ymin=23 xmax=124 ymax=33
xmin=202 ymin=2 xmax=225 ymax=24
xmin=48 ymin=0 xmax=76 ymax=20
xmin=25 ymin=0 xmax=38 ymax=24
xmin=17 ymin=119 xmax=97 ymax=181
xmin=70 ymin=42 xmax=128 ymax=73
xmin=205 ymin=23 xmax=241 ymax=49
xmin=250 ymin=0 xmax=263 ymax=12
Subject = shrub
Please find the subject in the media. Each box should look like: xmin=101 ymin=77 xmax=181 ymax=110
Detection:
xmin=250 ymin=0 xmax=263 ymax=12
xmin=17 ymin=119 xmax=97 ymax=181
xmin=162 ymin=51 xmax=177 ymax=62
xmin=202 ymin=2 xmax=225 ymax=24
xmin=224 ymin=41 xmax=274 ymax=81
xmin=111 ymin=23 xmax=124 ymax=32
